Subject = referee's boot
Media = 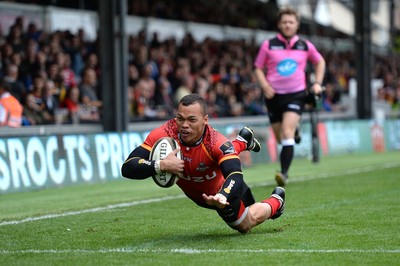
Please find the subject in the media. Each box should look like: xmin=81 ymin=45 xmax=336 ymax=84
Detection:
xmin=270 ymin=186 xmax=285 ymax=220
xmin=275 ymin=171 xmax=288 ymax=187
xmin=237 ymin=126 xmax=261 ymax=152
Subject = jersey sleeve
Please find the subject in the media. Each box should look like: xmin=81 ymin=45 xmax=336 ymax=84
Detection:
xmin=142 ymin=126 xmax=166 ymax=152
xmin=205 ymin=128 xmax=240 ymax=166
xmin=254 ymin=40 xmax=270 ymax=69
xmin=306 ymin=40 xmax=323 ymax=64
xmin=121 ymin=120 xmax=174 ymax=180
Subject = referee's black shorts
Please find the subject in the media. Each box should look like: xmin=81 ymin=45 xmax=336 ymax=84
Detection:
xmin=265 ymin=90 xmax=307 ymax=124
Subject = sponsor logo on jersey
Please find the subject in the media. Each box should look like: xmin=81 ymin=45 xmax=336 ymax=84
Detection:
xmin=138 ymin=159 xmax=151 ymax=165
xmin=183 ymin=157 xmax=192 ymax=163
xmin=181 ymin=171 xmax=217 ymax=182
xmin=196 ymin=162 xmax=209 ymax=172
xmin=277 ymin=58 xmax=297 ymax=76
xmin=219 ymin=141 xmax=235 ymax=155
xmin=223 ymin=180 xmax=235 ymax=194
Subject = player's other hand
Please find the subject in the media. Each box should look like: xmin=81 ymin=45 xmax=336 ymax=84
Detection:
xmin=311 ymin=83 xmax=323 ymax=95
xmin=160 ymin=148 xmax=184 ymax=176
xmin=202 ymin=193 xmax=229 ymax=209
xmin=263 ymin=85 xmax=275 ymax=99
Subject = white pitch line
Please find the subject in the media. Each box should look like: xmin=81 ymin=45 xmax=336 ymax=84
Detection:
xmin=1 ymin=161 xmax=399 ymax=227
xmin=252 ymin=161 xmax=400 ymax=187
xmin=0 ymin=195 xmax=185 ymax=226
xmin=0 ymin=248 xmax=399 ymax=254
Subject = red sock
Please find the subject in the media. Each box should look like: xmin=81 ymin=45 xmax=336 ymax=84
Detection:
xmin=232 ymin=139 xmax=247 ymax=153
xmin=262 ymin=197 xmax=281 ymax=218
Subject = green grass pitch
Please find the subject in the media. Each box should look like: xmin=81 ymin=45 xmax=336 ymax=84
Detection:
xmin=1 ymin=151 xmax=399 ymax=265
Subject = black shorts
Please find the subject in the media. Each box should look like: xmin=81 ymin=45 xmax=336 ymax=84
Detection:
xmin=265 ymin=90 xmax=307 ymax=124
xmin=216 ymin=181 xmax=255 ymax=226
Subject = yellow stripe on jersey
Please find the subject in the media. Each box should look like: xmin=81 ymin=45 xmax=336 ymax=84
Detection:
xmin=218 ymin=154 xmax=240 ymax=165
xmin=142 ymin=143 xmax=152 ymax=152
xmin=226 ymin=171 xmax=243 ymax=179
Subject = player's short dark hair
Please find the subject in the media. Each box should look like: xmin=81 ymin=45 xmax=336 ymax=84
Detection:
xmin=179 ymin=93 xmax=208 ymax=116
xmin=277 ymin=6 xmax=300 ymax=23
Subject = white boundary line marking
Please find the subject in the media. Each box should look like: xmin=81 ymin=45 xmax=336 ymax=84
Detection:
xmin=1 ymin=161 xmax=399 ymax=227
xmin=1 ymin=248 xmax=399 ymax=254
xmin=0 ymin=195 xmax=184 ymax=226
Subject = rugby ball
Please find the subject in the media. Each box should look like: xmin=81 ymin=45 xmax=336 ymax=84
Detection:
xmin=149 ymin=137 xmax=182 ymax=188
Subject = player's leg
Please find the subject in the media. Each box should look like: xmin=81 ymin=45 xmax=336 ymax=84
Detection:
xmin=232 ymin=187 xmax=286 ymax=233
xmin=275 ymin=111 xmax=300 ymax=186
xmin=271 ymin=122 xmax=282 ymax=143
xmin=233 ymin=126 xmax=261 ymax=153
xmin=294 ymin=116 xmax=302 ymax=144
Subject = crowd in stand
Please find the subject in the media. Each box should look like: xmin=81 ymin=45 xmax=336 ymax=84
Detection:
xmin=0 ymin=16 xmax=101 ymax=125
xmin=1 ymin=13 xmax=399 ymax=127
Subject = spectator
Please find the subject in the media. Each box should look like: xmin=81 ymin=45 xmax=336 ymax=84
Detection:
xmin=2 ymin=63 xmax=26 ymax=103
xmin=132 ymin=75 xmax=165 ymax=121
xmin=242 ymin=85 xmax=266 ymax=116
xmin=56 ymin=52 xmax=76 ymax=89
xmin=61 ymin=86 xmax=80 ymax=123
xmin=23 ymin=75 xmax=54 ymax=125
xmin=1 ymin=43 xmax=15 ymax=71
xmin=64 ymin=34 xmax=85 ymax=79
xmin=6 ymin=25 xmax=24 ymax=54
xmin=84 ymin=53 xmax=100 ymax=78
xmin=61 ymin=86 xmax=99 ymax=124
xmin=19 ymin=39 xmax=40 ymax=88
xmin=128 ymin=63 xmax=139 ymax=87
xmin=136 ymin=62 xmax=156 ymax=96
xmin=321 ymin=81 xmax=344 ymax=112
xmin=79 ymin=67 xmax=102 ymax=108
xmin=22 ymin=93 xmax=52 ymax=125
xmin=174 ymin=74 xmax=194 ymax=103
xmin=42 ymin=79 xmax=59 ymax=119
xmin=153 ymin=76 xmax=176 ymax=118
xmin=0 ymin=78 xmax=23 ymax=127
xmin=25 ymin=22 xmax=43 ymax=42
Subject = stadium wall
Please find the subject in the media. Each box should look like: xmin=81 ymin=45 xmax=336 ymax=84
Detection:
xmin=1 ymin=119 xmax=399 ymax=194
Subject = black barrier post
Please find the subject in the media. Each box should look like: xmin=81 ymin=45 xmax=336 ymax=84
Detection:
xmin=354 ymin=0 xmax=372 ymax=119
xmin=98 ymin=0 xmax=128 ymax=132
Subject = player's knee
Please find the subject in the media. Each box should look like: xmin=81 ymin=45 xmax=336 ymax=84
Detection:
xmin=238 ymin=227 xmax=251 ymax=234
xmin=233 ymin=211 xmax=257 ymax=233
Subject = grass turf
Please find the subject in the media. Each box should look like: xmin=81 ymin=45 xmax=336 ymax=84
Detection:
xmin=1 ymin=151 xmax=399 ymax=265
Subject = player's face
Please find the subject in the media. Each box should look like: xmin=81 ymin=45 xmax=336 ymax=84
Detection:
xmin=278 ymin=14 xmax=299 ymax=39
xmin=175 ymin=103 xmax=208 ymax=145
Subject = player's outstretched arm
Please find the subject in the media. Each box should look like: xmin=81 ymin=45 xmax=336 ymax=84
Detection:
xmin=202 ymin=193 xmax=229 ymax=209
xmin=121 ymin=146 xmax=158 ymax=180
xmin=121 ymin=146 xmax=184 ymax=180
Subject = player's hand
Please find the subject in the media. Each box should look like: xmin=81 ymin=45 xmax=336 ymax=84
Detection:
xmin=263 ymin=85 xmax=275 ymax=99
xmin=202 ymin=193 xmax=229 ymax=209
xmin=311 ymin=83 xmax=323 ymax=95
xmin=160 ymin=148 xmax=184 ymax=176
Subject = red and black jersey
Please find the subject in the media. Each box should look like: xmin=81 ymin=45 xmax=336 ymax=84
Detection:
xmin=141 ymin=119 xmax=240 ymax=206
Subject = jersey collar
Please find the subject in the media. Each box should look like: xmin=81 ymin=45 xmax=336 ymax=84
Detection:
xmin=178 ymin=126 xmax=207 ymax=147
xmin=277 ymin=33 xmax=299 ymax=48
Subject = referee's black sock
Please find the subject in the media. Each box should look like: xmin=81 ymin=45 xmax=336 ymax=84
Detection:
xmin=280 ymin=139 xmax=295 ymax=176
